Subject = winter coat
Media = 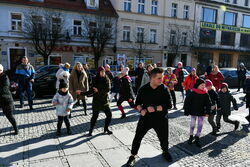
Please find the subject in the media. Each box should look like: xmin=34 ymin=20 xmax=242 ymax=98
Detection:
xmin=205 ymin=72 xmax=224 ymax=91
xmin=173 ymin=68 xmax=184 ymax=91
xmin=163 ymin=74 xmax=177 ymax=90
xmin=183 ymin=74 xmax=198 ymax=91
xmin=140 ymin=72 xmax=150 ymax=88
xmin=56 ymin=67 xmax=70 ymax=89
xmin=237 ymin=67 xmax=247 ymax=79
xmin=52 ymin=91 xmax=74 ymax=116
xmin=69 ymin=69 xmax=89 ymax=100
xmin=135 ymin=67 xmax=145 ymax=87
xmin=208 ymin=89 xmax=221 ymax=115
xmin=0 ymin=73 xmax=14 ymax=107
xmin=119 ymin=75 xmax=135 ymax=100
xmin=246 ymin=78 xmax=250 ymax=108
xmin=111 ymin=76 xmax=120 ymax=93
xmin=184 ymin=88 xmax=212 ymax=116
xmin=106 ymin=71 xmax=114 ymax=81
xmin=218 ymin=91 xmax=238 ymax=116
xmin=15 ymin=63 xmax=35 ymax=86
xmin=91 ymin=76 xmax=111 ymax=111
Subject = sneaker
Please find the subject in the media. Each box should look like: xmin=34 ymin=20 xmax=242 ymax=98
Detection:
xmin=120 ymin=113 xmax=126 ymax=119
xmin=194 ymin=136 xmax=201 ymax=148
xmin=162 ymin=151 xmax=173 ymax=162
xmin=173 ymin=106 xmax=178 ymax=110
xmin=104 ymin=129 xmax=113 ymax=135
xmin=126 ymin=155 xmax=135 ymax=167
xmin=234 ymin=121 xmax=240 ymax=131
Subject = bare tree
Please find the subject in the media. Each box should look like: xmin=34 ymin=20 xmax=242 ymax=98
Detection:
xmin=83 ymin=15 xmax=116 ymax=68
xmin=23 ymin=8 xmax=65 ymax=65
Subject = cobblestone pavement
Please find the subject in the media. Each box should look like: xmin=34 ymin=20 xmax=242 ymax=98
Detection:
xmin=0 ymin=89 xmax=249 ymax=167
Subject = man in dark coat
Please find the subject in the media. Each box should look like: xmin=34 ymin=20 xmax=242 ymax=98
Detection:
xmin=126 ymin=68 xmax=173 ymax=167
xmin=237 ymin=63 xmax=247 ymax=92
xmin=0 ymin=64 xmax=18 ymax=135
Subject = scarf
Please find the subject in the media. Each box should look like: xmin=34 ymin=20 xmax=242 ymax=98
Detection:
xmin=192 ymin=88 xmax=208 ymax=94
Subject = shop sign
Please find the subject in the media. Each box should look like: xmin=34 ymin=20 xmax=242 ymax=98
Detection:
xmin=201 ymin=22 xmax=250 ymax=34
xmin=53 ymin=46 xmax=93 ymax=53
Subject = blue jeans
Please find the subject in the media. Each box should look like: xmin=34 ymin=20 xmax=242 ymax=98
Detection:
xmin=19 ymin=82 xmax=33 ymax=107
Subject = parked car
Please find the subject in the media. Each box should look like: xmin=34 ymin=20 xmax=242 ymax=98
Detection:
xmin=160 ymin=67 xmax=189 ymax=78
xmin=220 ymin=68 xmax=250 ymax=88
xmin=35 ymin=65 xmax=58 ymax=74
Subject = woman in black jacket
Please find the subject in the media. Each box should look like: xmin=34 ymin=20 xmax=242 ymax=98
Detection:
xmin=0 ymin=64 xmax=18 ymax=135
xmin=205 ymin=79 xmax=221 ymax=136
xmin=76 ymin=66 xmax=112 ymax=136
xmin=184 ymin=79 xmax=212 ymax=147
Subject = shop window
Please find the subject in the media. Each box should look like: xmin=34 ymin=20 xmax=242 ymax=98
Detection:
xmin=221 ymin=31 xmax=235 ymax=46
xmin=240 ymin=34 xmax=250 ymax=48
xmin=199 ymin=28 xmax=216 ymax=44
xmin=219 ymin=54 xmax=232 ymax=68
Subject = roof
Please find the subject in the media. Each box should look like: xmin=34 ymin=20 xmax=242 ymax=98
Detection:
xmin=0 ymin=0 xmax=118 ymax=17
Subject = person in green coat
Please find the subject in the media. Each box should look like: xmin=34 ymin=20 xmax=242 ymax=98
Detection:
xmin=76 ymin=66 xmax=112 ymax=136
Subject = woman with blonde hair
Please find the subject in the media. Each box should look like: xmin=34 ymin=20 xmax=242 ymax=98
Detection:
xmin=69 ymin=62 xmax=89 ymax=115
xmin=205 ymin=65 xmax=224 ymax=92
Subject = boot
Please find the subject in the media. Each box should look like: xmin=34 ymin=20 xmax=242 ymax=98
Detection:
xmin=126 ymin=155 xmax=135 ymax=167
xmin=88 ymin=127 xmax=93 ymax=136
xmin=210 ymin=127 xmax=218 ymax=136
xmin=162 ymin=151 xmax=173 ymax=162
xmin=188 ymin=135 xmax=194 ymax=144
xmin=120 ymin=113 xmax=126 ymax=119
xmin=13 ymin=126 xmax=18 ymax=135
xmin=234 ymin=121 xmax=240 ymax=131
xmin=104 ymin=128 xmax=113 ymax=135
xmin=194 ymin=136 xmax=201 ymax=148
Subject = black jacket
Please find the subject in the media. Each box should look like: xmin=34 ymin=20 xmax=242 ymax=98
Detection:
xmin=208 ymin=89 xmax=221 ymax=115
xmin=184 ymin=89 xmax=212 ymax=116
xmin=119 ymin=75 xmax=135 ymax=99
xmin=237 ymin=67 xmax=247 ymax=79
xmin=0 ymin=73 xmax=14 ymax=105
xmin=136 ymin=83 xmax=172 ymax=118
xmin=218 ymin=91 xmax=238 ymax=115
xmin=106 ymin=71 xmax=114 ymax=81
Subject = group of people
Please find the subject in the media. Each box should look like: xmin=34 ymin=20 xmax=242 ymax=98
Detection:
xmin=0 ymin=58 xmax=250 ymax=167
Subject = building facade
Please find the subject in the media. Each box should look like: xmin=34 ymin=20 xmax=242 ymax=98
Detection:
xmin=0 ymin=0 xmax=117 ymax=73
xmin=193 ymin=0 xmax=250 ymax=73
xmin=110 ymin=0 xmax=195 ymax=69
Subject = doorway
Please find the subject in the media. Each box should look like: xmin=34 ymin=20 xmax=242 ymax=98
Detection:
xmin=9 ymin=48 xmax=26 ymax=77
xmin=167 ymin=53 xmax=176 ymax=67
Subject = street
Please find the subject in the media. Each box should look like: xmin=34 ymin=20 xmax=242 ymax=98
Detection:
xmin=0 ymin=89 xmax=249 ymax=167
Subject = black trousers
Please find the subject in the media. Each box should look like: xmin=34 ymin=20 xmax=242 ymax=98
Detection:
xmin=170 ymin=90 xmax=176 ymax=107
xmin=131 ymin=116 xmax=169 ymax=155
xmin=1 ymin=102 xmax=17 ymax=132
xmin=216 ymin=114 xmax=236 ymax=127
xmin=90 ymin=108 xmax=112 ymax=131
xmin=238 ymin=78 xmax=246 ymax=92
xmin=208 ymin=114 xmax=217 ymax=129
xmin=117 ymin=97 xmax=135 ymax=108
xmin=57 ymin=116 xmax=70 ymax=132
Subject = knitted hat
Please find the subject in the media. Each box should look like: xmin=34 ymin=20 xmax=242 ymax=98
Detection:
xmin=221 ymin=83 xmax=228 ymax=89
xmin=205 ymin=79 xmax=213 ymax=87
xmin=97 ymin=66 xmax=105 ymax=73
xmin=59 ymin=80 xmax=68 ymax=89
xmin=177 ymin=62 xmax=183 ymax=66
xmin=191 ymin=68 xmax=196 ymax=72
xmin=121 ymin=67 xmax=129 ymax=75
xmin=64 ymin=62 xmax=71 ymax=69
xmin=193 ymin=78 xmax=205 ymax=89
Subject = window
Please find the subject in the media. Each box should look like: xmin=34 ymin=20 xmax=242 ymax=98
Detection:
xmin=149 ymin=29 xmax=157 ymax=43
xmin=233 ymin=0 xmax=237 ymax=4
xmin=202 ymin=7 xmax=217 ymax=23
xmin=170 ymin=30 xmax=176 ymax=45
xmin=86 ymin=0 xmax=98 ymax=8
xmin=183 ymin=5 xmax=189 ymax=19
xmin=240 ymin=34 xmax=250 ymax=48
xmin=138 ymin=0 xmax=145 ymax=13
xmin=171 ymin=3 xmax=178 ymax=17
xmin=151 ymin=0 xmax=158 ymax=15
xmin=199 ymin=28 xmax=216 ymax=44
xmin=73 ymin=20 xmax=82 ymax=36
xmin=221 ymin=31 xmax=235 ymax=46
xmin=124 ymin=0 xmax=131 ymax=12
xmin=182 ymin=32 xmax=187 ymax=45
xmin=243 ymin=15 xmax=250 ymax=28
xmin=32 ymin=15 xmax=43 ymax=29
xmin=123 ymin=26 xmax=131 ymax=41
xmin=224 ymin=12 xmax=237 ymax=26
xmin=245 ymin=0 xmax=249 ymax=6
xmin=225 ymin=0 xmax=230 ymax=2
xmin=52 ymin=18 xmax=61 ymax=33
xmin=137 ymin=27 xmax=144 ymax=42
xmin=11 ymin=13 xmax=22 ymax=31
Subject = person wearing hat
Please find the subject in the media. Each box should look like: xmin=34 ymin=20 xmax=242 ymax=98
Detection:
xmin=183 ymin=68 xmax=199 ymax=97
xmin=56 ymin=63 xmax=71 ymax=90
xmin=117 ymin=67 xmax=137 ymax=119
xmin=206 ymin=79 xmax=221 ymax=136
xmin=76 ymin=66 xmax=112 ymax=136
xmin=0 ymin=64 xmax=18 ymax=135
xmin=216 ymin=83 xmax=240 ymax=131
xmin=173 ymin=62 xmax=185 ymax=101
xmin=237 ymin=63 xmax=247 ymax=92
xmin=15 ymin=56 xmax=35 ymax=110
xmin=52 ymin=79 xmax=74 ymax=136
xmin=184 ymin=78 xmax=212 ymax=147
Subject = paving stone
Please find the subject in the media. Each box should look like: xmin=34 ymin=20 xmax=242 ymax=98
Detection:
xmin=67 ymin=154 xmax=103 ymax=167
xmin=29 ymin=159 xmax=64 ymax=167
xmin=90 ymin=135 xmax=119 ymax=150
xmin=112 ymin=128 xmax=135 ymax=145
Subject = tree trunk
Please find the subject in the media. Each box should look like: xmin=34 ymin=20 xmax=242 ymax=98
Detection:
xmin=43 ymin=55 xmax=49 ymax=65
xmin=94 ymin=53 xmax=100 ymax=69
